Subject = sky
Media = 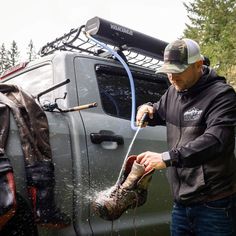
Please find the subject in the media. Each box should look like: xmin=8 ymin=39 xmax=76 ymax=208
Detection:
xmin=1 ymin=0 xmax=190 ymax=60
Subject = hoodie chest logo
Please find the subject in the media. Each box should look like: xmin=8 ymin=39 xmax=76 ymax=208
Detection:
xmin=184 ymin=107 xmax=203 ymax=121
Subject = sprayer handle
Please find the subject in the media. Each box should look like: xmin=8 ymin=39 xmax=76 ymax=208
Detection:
xmin=139 ymin=112 xmax=148 ymax=127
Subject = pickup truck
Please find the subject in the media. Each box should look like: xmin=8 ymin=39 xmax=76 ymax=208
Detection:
xmin=1 ymin=17 xmax=233 ymax=236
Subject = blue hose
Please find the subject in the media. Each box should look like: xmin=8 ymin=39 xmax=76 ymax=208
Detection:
xmin=86 ymin=33 xmax=138 ymax=130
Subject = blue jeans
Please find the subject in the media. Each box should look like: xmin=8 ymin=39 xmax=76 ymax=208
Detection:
xmin=171 ymin=194 xmax=236 ymax=236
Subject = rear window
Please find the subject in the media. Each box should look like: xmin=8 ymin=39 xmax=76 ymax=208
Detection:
xmin=3 ymin=64 xmax=53 ymax=103
xmin=96 ymin=65 xmax=168 ymax=119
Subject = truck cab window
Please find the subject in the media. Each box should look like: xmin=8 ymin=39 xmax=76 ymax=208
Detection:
xmin=4 ymin=64 xmax=53 ymax=103
xmin=96 ymin=65 xmax=168 ymax=120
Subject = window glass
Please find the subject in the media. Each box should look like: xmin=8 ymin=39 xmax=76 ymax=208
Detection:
xmin=96 ymin=65 xmax=168 ymax=119
xmin=4 ymin=65 xmax=53 ymax=103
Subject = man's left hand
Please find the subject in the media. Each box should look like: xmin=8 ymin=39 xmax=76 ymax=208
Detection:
xmin=136 ymin=151 xmax=167 ymax=172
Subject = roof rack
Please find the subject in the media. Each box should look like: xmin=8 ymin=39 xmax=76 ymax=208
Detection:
xmin=39 ymin=17 xmax=168 ymax=70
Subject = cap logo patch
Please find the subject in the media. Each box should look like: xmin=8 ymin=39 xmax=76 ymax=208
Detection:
xmin=164 ymin=41 xmax=188 ymax=64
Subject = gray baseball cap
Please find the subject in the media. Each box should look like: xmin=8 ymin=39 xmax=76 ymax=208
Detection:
xmin=156 ymin=38 xmax=203 ymax=74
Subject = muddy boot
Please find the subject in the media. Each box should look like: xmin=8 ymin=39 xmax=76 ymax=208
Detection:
xmin=26 ymin=162 xmax=71 ymax=228
xmin=135 ymin=167 xmax=155 ymax=207
xmin=121 ymin=160 xmax=145 ymax=189
xmin=122 ymin=155 xmax=155 ymax=208
xmin=92 ymin=155 xmax=154 ymax=221
xmin=0 ymin=171 xmax=17 ymax=229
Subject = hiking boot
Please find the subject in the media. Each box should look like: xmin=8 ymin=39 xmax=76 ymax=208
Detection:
xmin=28 ymin=186 xmax=71 ymax=229
xmin=92 ymin=155 xmax=154 ymax=220
xmin=92 ymin=185 xmax=139 ymax=221
xmin=0 ymin=171 xmax=17 ymax=229
xmin=135 ymin=166 xmax=155 ymax=207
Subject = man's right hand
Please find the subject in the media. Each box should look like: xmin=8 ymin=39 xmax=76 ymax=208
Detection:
xmin=136 ymin=104 xmax=154 ymax=127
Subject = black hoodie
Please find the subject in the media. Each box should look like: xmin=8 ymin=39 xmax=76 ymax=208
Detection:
xmin=149 ymin=66 xmax=236 ymax=204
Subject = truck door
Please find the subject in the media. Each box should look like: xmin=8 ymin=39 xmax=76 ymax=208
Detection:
xmin=74 ymin=57 xmax=172 ymax=236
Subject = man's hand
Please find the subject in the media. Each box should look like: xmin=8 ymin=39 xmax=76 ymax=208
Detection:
xmin=136 ymin=105 xmax=154 ymax=127
xmin=136 ymin=151 xmax=167 ymax=172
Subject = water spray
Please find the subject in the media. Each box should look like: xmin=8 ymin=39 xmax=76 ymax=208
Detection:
xmin=116 ymin=112 xmax=148 ymax=185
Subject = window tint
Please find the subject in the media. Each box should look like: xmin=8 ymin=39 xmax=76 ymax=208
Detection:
xmin=4 ymin=64 xmax=53 ymax=103
xmin=96 ymin=65 xmax=168 ymax=119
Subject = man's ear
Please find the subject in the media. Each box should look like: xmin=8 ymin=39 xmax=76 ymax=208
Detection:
xmin=196 ymin=60 xmax=203 ymax=72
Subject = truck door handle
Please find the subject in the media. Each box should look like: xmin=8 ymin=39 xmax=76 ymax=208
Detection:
xmin=90 ymin=133 xmax=124 ymax=145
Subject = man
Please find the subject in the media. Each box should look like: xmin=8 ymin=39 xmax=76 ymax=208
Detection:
xmin=136 ymin=38 xmax=236 ymax=235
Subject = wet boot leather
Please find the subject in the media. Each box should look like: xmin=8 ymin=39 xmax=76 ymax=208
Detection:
xmin=92 ymin=155 xmax=154 ymax=220
xmin=0 ymin=171 xmax=17 ymax=229
xmin=135 ymin=166 xmax=155 ymax=207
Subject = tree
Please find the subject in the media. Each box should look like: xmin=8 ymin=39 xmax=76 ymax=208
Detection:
xmin=0 ymin=43 xmax=11 ymax=74
xmin=183 ymin=0 xmax=236 ymax=87
xmin=8 ymin=40 xmax=20 ymax=67
xmin=27 ymin=40 xmax=37 ymax=61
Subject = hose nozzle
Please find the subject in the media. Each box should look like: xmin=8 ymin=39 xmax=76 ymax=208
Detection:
xmin=138 ymin=112 xmax=148 ymax=127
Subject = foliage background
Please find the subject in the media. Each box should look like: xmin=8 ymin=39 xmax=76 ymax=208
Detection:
xmin=183 ymin=0 xmax=236 ymax=88
xmin=0 ymin=40 xmax=37 ymax=75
